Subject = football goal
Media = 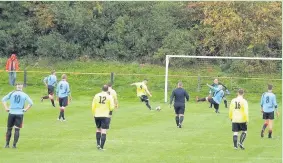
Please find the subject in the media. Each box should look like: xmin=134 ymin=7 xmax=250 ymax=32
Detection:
xmin=164 ymin=55 xmax=282 ymax=103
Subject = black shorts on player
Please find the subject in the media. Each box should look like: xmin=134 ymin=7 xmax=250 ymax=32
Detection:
xmin=47 ymin=85 xmax=55 ymax=95
xmin=7 ymin=114 xmax=23 ymax=128
xmin=232 ymin=123 xmax=247 ymax=132
xmin=95 ymin=117 xmax=108 ymax=129
xmin=140 ymin=95 xmax=149 ymax=102
xmin=208 ymin=98 xmax=219 ymax=110
xmin=262 ymin=111 xmax=274 ymax=120
xmin=59 ymin=97 xmax=68 ymax=107
xmin=174 ymin=105 xmax=185 ymax=114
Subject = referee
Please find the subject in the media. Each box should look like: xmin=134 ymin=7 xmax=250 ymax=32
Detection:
xmin=170 ymin=82 xmax=189 ymax=128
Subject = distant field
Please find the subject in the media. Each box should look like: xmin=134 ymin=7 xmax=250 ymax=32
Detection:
xmin=0 ymin=97 xmax=281 ymax=163
xmin=0 ymin=60 xmax=281 ymax=163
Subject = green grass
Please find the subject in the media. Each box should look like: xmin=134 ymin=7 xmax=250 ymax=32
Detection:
xmin=0 ymin=59 xmax=281 ymax=162
xmin=0 ymin=96 xmax=281 ymax=163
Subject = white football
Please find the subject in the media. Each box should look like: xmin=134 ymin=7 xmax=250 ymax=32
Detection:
xmin=156 ymin=106 xmax=161 ymax=111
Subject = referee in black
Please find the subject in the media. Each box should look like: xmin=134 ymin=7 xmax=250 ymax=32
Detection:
xmin=170 ymin=82 xmax=189 ymax=128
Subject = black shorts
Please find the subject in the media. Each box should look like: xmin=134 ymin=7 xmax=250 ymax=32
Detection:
xmin=232 ymin=123 xmax=247 ymax=132
xmin=208 ymin=98 xmax=219 ymax=110
xmin=140 ymin=95 xmax=149 ymax=102
xmin=95 ymin=117 xmax=108 ymax=129
xmin=174 ymin=105 xmax=185 ymax=114
xmin=59 ymin=97 xmax=68 ymax=107
xmin=263 ymin=112 xmax=274 ymax=120
xmin=48 ymin=85 xmax=55 ymax=95
xmin=7 ymin=114 xmax=23 ymax=128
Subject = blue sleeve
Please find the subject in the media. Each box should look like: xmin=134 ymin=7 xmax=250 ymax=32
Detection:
xmin=56 ymin=83 xmax=59 ymax=96
xmin=260 ymin=94 xmax=264 ymax=107
xmin=273 ymin=95 xmax=278 ymax=109
xmin=25 ymin=95 xmax=33 ymax=106
xmin=67 ymin=83 xmax=71 ymax=96
xmin=2 ymin=92 xmax=13 ymax=102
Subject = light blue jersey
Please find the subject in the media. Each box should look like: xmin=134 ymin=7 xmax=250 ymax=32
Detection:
xmin=212 ymin=87 xmax=224 ymax=104
xmin=261 ymin=92 xmax=277 ymax=113
xmin=56 ymin=80 xmax=70 ymax=98
xmin=44 ymin=74 xmax=57 ymax=86
xmin=2 ymin=91 xmax=33 ymax=115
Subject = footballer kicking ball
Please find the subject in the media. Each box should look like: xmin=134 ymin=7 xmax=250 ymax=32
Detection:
xmin=155 ymin=106 xmax=161 ymax=111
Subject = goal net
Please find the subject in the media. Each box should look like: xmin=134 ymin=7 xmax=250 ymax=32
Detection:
xmin=164 ymin=55 xmax=282 ymax=103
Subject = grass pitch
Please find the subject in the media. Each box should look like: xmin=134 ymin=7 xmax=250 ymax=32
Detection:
xmin=0 ymin=94 xmax=281 ymax=163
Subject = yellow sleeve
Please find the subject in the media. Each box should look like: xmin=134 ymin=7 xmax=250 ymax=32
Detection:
xmin=229 ymin=100 xmax=234 ymax=120
xmin=91 ymin=96 xmax=96 ymax=116
xmin=244 ymin=100 xmax=249 ymax=122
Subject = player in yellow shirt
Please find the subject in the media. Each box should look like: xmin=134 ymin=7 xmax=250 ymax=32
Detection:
xmin=130 ymin=79 xmax=152 ymax=110
xmin=106 ymin=83 xmax=118 ymax=129
xmin=92 ymin=85 xmax=114 ymax=150
xmin=229 ymin=89 xmax=249 ymax=150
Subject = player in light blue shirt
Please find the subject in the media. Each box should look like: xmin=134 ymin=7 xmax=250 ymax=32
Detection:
xmin=197 ymin=84 xmax=224 ymax=113
xmin=56 ymin=74 xmax=72 ymax=121
xmin=41 ymin=70 xmax=57 ymax=107
xmin=260 ymin=84 xmax=279 ymax=138
xmin=2 ymin=83 xmax=33 ymax=148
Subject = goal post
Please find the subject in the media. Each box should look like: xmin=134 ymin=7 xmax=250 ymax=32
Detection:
xmin=164 ymin=55 xmax=282 ymax=103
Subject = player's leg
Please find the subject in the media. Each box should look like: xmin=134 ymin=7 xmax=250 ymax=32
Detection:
xmin=95 ymin=117 xmax=102 ymax=148
xmin=261 ymin=112 xmax=269 ymax=137
xmin=178 ymin=106 xmax=185 ymax=128
xmin=99 ymin=118 xmax=108 ymax=150
xmin=213 ymin=100 xmax=220 ymax=113
xmin=238 ymin=123 xmax=247 ymax=150
xmin=196 ymin=96 xmax=208 ymax=102
xmin=12 ymin=115 xmax=23 ymax=148
xmin=144 ymin=97 xmax=152 ymax=110
xmin=223 ymin=96 xmax=228 ymax=108
xmin=174 ymin=106 xmax=180 ymax=127
xmin=232 ymin=123 xmax=239 ymax=149
xmin=58 ymin=98 xmax=62 ymax=120
xmin=49 ymin=86 xmax=55 ymax=107
xmin=5 ymin=114 xmax=14 ymax=148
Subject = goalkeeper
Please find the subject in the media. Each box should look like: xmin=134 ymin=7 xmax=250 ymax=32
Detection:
xmin=209 ymin=79 xmax=230 ymax=108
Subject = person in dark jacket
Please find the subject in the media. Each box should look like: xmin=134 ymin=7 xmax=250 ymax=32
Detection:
xmin=170 ymin=82 xmax=189 ymax=128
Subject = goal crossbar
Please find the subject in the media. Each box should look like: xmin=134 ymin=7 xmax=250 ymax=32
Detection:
xmin=164 ymin=55 xmax=282 ymax=103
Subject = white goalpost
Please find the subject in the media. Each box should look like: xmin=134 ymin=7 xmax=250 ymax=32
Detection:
xmin=164 ymin=55 xmax=282 ymax=103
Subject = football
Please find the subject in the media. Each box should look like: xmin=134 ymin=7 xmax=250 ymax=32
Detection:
xmin=155 ymin=106 xmax=161 ymax=111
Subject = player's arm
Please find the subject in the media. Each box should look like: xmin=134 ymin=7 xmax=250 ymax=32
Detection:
xmin=145 ymin=87 xmax=152 ymax=97
xmin=185 ymin=91 xmax=189 ymax=102
xmin=260 ymin=93 xmax=264 ymax=113
xmin=170 ymin=90 xmax=175 ymax=106
xmin=2 ymin=93 xmax=12 ymax=112
xmin=130 ymin=82 xmax=137 ymax=86
xmin=229 ymin=100 xmax=234 ymax=121
xmin=91 ymin=96 xmax=96 ymax=116
xmin=109 ymin=96 xmax=115 ymax=111
xmin=56 ymin=84 xmax=59 ymax=101
xmin=206 ymin=83 xmax=214 ymax=89
xmin=67 ymin=83 xmax=72 ymax=101
xmin=113 ymin=92 xmax=118 ymax=109
xmin=273 ymin=95 xmax=279 ymax=117
xmin=24 ymin=95 xmax=33 ymax=112
xmin=244 ymin=100 xmax=249 ymax=123
xmin=218 ymin=82 xmax=227 ymax=89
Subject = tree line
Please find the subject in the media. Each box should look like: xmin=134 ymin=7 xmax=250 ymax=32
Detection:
xmin=0 ymin=2 xmax=281 ymax=73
